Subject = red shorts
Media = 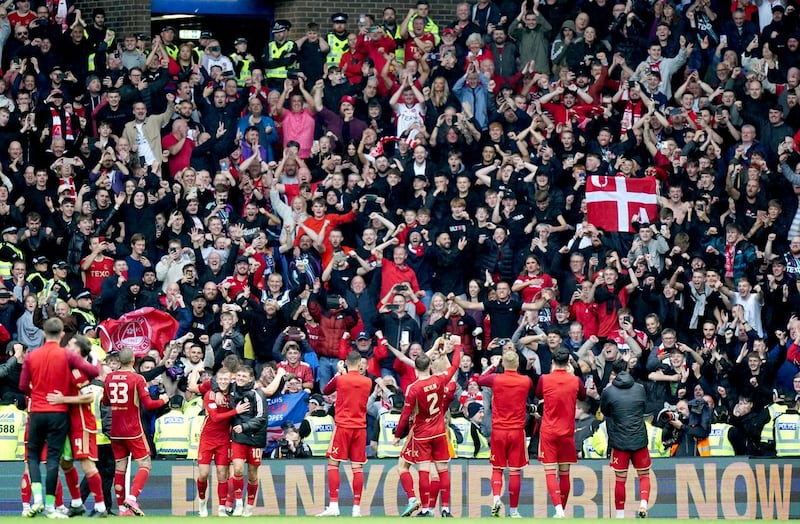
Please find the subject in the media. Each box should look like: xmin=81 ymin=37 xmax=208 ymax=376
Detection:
xmin=490 ymin=428 xmax=528 ymax=469
xmin=230 ymin=442 xmax=262 ymax=466
xmin=538 ymin=433 xmax=577 ymax=466
xmin=198 ymin=441 xmax=231 ymax=466
xmin=68 ymin=426 xmax=98 ymax=461
xmin=610 ymin=447 xmax=651 ymax=471
xmin=111 ymin=435 xmax=151 ymax=461
xmin=327 ymin=427 xmax=367 ymax=464
xmin=401 ymin=434 xmax=450 ymax=464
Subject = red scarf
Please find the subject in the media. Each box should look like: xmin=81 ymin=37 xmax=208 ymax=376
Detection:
xmin=50 ymin=107 xmax=74 ymax=141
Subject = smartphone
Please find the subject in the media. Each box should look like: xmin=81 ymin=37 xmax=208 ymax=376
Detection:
xmin=385 ymin=304 xmax=400 ymax=311
xmin=401 ymin=330 xmax=410 ymax=345
xmin=364 ymin=194 xmax=379 ymax=202
xmin=395 ymin=284 xmax=408 ymax=291
xmin=585 ymin=376 xmax=594 ymax=389
xmin=628 ymin=80 xmax=636 ymax=88
xmin=720 ymin=35 xmax=727 ymax=46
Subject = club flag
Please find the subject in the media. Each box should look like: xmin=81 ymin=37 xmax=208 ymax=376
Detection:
xmin=98 ymin=307 xmax=179 ymax=357
xmin=586 ymin=176 xmax=658 ymax=232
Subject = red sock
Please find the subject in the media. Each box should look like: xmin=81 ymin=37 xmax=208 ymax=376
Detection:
xmin=87 ymin=472 xmax=104 ymax=503
xmin=232 ymin=475 xmax=244 ymax=501
xmin=437 ymin=470 xmax=450 ymax=508
xmin=509 ymin=471 xmax=521 ymax=509
xmin=114 ymin=471 xmax=126 ymax=507
xmin=327 ymin=464 xmax=340 ymax=502
xmin=218 ymin=479 xmax=229 ymax=508
xmin=418 ymin=471 xmax=430 ymax=509
xmin=559 ymin=473 xmax=570 ymax=507
xmin=638 ymin=473 xmax=651 ymax=504
xmin=63 ymin=465 xmax=81 ymax=500
xmin=227 ymin=478 xmax=234 ymax=507
xmin=246 ymin=481 xmax=258 ymax=506
xmin=197 ymin=479 xmax=208 ymax=500
xmin=615 ymin=478 xmax=627 ymax=510
xmin=55 ymin=478 xmax=63 ymax=507
xmin=131 ymin=467 xmax=150 ymax=498
xmin=352 ymin=468 xmax=364 ymax=505
xmin=21 ymin=472 xmax=31 ymax=504
xmin=545 ymin=471 xmax=561 ymax=509
xmin=427 ymin=477 xmax=439 ymax=509
xmin=491 ymin=468 xmax=503 ymax=497
xmin=399 ymin=470 xmax=416 ymax=499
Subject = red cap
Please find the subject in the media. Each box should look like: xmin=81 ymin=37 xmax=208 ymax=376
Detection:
xmin=339 ymin=95 xmax=356 ymax=107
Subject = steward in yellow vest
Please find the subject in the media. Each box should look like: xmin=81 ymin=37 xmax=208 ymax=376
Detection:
xmin=0 ymin=399 xmax=27 ymax=460
xmin=760 ymin=402 xmax=788 ymax=446
xmin=0 ymin=226 xmax=23 ymax=280
xmin=298 ymin=394 xmax=333 ymax=457
xmin=583 ymin=421 xmax=608 ymax=459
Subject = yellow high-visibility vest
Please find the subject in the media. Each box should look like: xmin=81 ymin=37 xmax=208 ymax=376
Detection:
xmin=761 ymin=403 xmax=788 ymax=444
xmin=0 ymin=404 xmax=27 ymax=460
xmin=306 ymin=414 xmax=334 ymax=457
xmin=153 ymin=409 xmax=190 ymax=456
xmin=775 ymin=413 xmax=800 ymax=457
xmin=707 ymin=423 xmax=735 ymax=456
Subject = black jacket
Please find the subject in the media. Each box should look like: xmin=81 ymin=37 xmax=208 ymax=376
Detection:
xmin=600 ymin=371 xmax=648 ymax=452
xmin=230 ymin=381 xmax=267 ymax=447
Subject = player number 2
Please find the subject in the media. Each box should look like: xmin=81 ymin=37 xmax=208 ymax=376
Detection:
xmin=426 ymin=392 xmax=440 ymax=415
xmin=108 ymin=382 xmax=129 ymax=404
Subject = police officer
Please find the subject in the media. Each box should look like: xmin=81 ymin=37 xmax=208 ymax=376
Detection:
xmin=299 ymin=394 xmax=334 ymax=457
xmin=707 ymin=421 xmax=735 ymax=456
xmin=153 ymin=395 xmax=190 ymax=457
xmin=161 ymin=26 xmax=179 ymax=60
xmin=263 ymin=20 xmax=298 ymax=89
xmin=327 ymin=13 xmax=350 ymax=67
xmin=0 ymin=226 xmax=24 ymax=281
xmin=71 ymin=289 xmax=97 ymax=332
xmin=775 ymin=409 xmax=800 ymax=457
xmin=460 ymin=402 xmax=490 ymax=458
xmin=27 ymin=256 xmax=50 ymax=296
xmin=231 ymin=38 xmax=255 ymax=87
xmin=375 ymin=394 xmax=404 ymax=458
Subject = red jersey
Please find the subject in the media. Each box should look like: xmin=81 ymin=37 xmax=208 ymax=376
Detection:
xmin=596 ymin=286 xmax=629 ymax=338
xmin=514 ymin=274 xmax=555 ymax=304
xmin=81 ymin=256 xmax=114 ymax=296
xmin=323 ymin=370 xmax=372 ymax=429
xmin=276 ymin=360 xmax=314 ymax=386
xmin=20 ymin=341 xmax=100 ymax=413
xmin=535 ymin=369 xmax=586 ymax=439
xmin=103 ymin=370 xmax=165 ymax=438
xmin=68 ymin=369 xmax=96 ymax=433
xmin=396 ymin=349 xmax=461 ymax=440
xmin=200 ymin=389 xmax=238 ymax=445
xmin=477 ymin=370 xmax=533 ymax=428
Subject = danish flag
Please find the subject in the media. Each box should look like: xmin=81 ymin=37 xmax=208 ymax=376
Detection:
xmin=586 ymin=176 xmax=658 ymax=233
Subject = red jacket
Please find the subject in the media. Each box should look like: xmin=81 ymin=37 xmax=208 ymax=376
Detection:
xmin=308 ymin=300 xmax=357 ymax=358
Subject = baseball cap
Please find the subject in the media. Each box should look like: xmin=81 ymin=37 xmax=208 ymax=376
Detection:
xmin=161 ymin=25 xmax=176 ymax=33
xmin=33 ymin=256 xmax=49 ymax=265
xmin=52 ymin=260 xmax=68 ymax=270
xmin=234 ymin=37 xmax=248 ymax=45
xmin=356 ymin=331 xmax=370 ymax=340
xmin=309 ymin=394 xmax=324 ymax=406
xmin=200 ymin=31 xmax=213 ymax=39
xmin=443 ymin=27 xmax=456 ymax=36
xmin=339 ymin=95 xmax=356 ymax=107
xmin=235 ymin=255 xmax=249 ymax=264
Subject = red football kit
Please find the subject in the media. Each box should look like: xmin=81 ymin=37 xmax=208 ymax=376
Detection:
xmin=535 ymin=369 xmax=586 ymax=465
xmin=396 ymin=349 xmax=460 ymax=463
xmin=198 ymin=389 xmax=237 ymax=466
xmin=323 ymin=370 xmax=373 ymax=463
xmin=103 ymin=370 xmax=166 ymax=460
xmin=478 ymin=370 xmax=533 ymax=468
xmin=67 ymin=369 xmax=98 ymax=461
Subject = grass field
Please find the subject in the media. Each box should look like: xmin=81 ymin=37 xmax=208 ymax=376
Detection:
xmin=0 ymin=517 xmax=770 ymax=523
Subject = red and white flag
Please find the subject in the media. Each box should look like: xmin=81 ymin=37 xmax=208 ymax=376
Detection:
xmin=98 ymin=307 xmax=179 ymax=358
xmin=586 ymin=176 xmax=658 ymax=233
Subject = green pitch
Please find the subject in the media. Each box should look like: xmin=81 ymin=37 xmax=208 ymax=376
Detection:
xmin=0 ymin=518 xmax=765 ymax=523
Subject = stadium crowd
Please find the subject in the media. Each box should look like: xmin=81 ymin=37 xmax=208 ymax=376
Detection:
xmin=2 ymin=0 xmax=800 ymax=512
